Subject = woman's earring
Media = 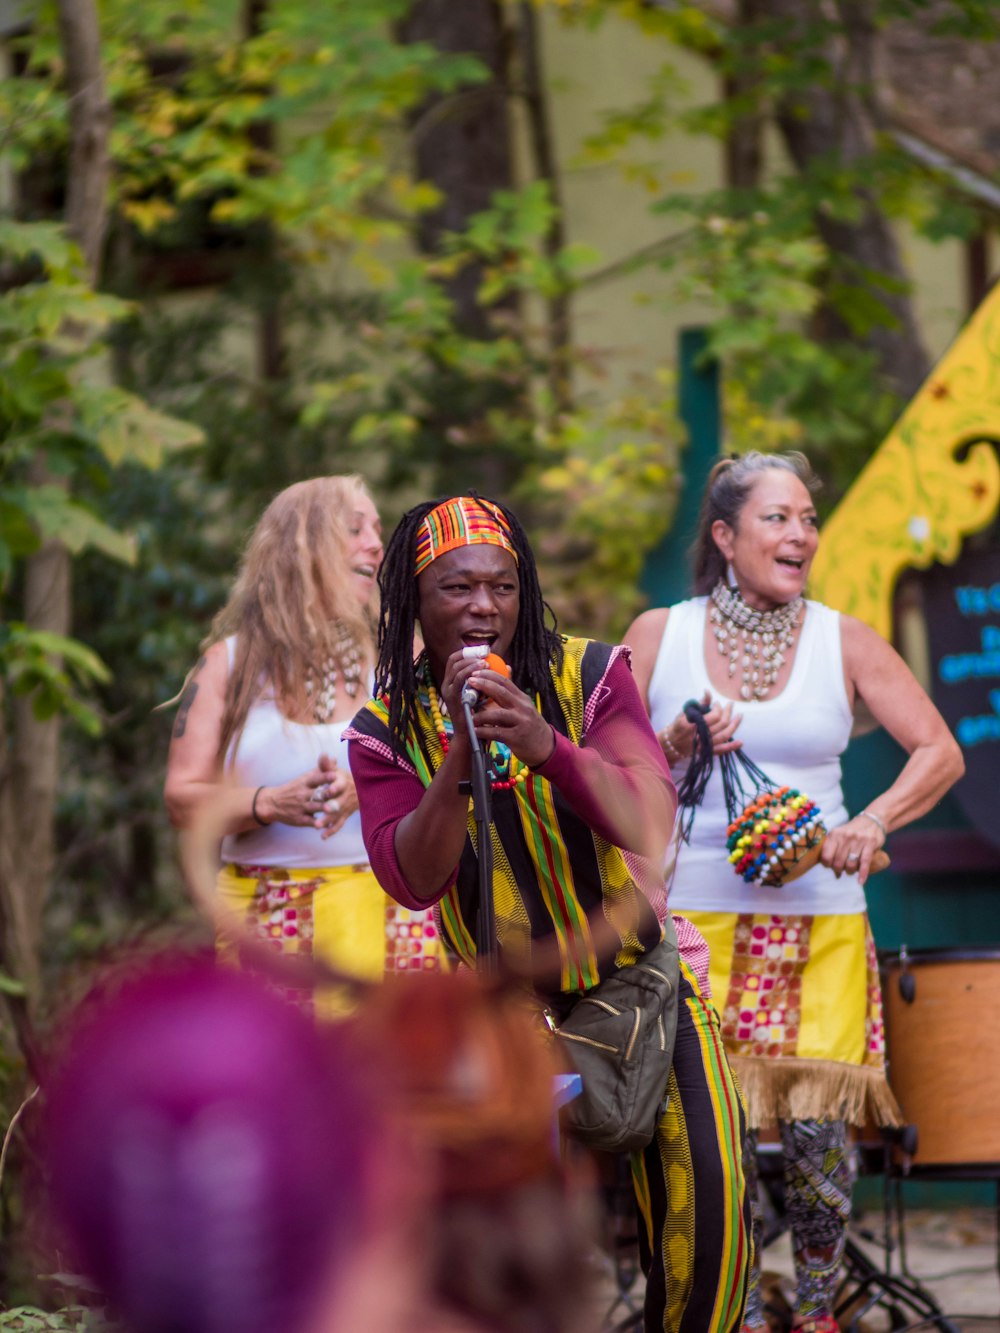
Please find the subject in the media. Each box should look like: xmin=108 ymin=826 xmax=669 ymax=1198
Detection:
xmin=726 ymin=561 xmax=738 ymax=590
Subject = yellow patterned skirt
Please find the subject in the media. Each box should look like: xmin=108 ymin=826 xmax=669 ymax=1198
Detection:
xmin=684 ymin=909 xmax=902 ymax=1131
xmin=217 ymin=862 xmax=444 ymax=1018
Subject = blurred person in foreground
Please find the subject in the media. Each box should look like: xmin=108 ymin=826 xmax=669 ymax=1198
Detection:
xmin=40 ymin=955 xmax=403 ymax=1333
xmin=164 ymin=476 xmax=443 ymax=1011
xmin=358 ymin=968 xmax=601 ymax=1333
xmin=40 ymin=955 xmax=597 ymax=1333
xmin=624 ymin=451 xmax=964 ymax=1333
xmin=347 ymin=494 xmax=751 ymax=1333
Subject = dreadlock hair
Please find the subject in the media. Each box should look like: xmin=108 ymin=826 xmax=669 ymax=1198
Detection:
xmin=376 ymin=495 xmax=563 ymax=757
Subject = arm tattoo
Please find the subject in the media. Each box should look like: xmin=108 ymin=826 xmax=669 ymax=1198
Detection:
xmin=172 ymin=657 xmax=206 ymax=739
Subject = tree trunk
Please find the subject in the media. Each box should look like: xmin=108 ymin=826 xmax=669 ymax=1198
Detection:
xmin=5 ymin=496 xmax=72 ymax=1001
xmin=401 ymin=0 xmax=515 ymax=339
xmin=517 ymin=1 xmax=572 ymax=413
xmin=761 ymin=0 xmax=931 ymax=399
xmin=56 ymin=0 xmax=112 ymax=280
xmin=723 ymin=0 xmax=764 ymax=193
xmin=0 ymin=0 xmax=111 ymax=1011
xmin=400 ymin=2 xmax=526 ymax=494
xmin=242 ymin=0 xmax=289 ymax=391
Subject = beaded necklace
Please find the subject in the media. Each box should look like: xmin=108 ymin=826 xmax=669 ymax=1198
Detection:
xmin=420 ymin=664 xmax=528 ymax=792
xmin=304 ymin=624 xmax=363 ymax=723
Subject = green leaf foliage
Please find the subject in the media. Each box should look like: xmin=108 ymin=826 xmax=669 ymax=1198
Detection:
xmin=563 ymin=0 xmax=996 ymax=493
xmin=0 ymin=623 xmax=110 ymax=733
xmin=0 ymin=1308 xmax=118 ymax=1332
xmin=0 ymin=232 xmax=199 ymax=740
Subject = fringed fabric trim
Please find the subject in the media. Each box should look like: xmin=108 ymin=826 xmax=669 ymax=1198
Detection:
xmin=730 ymin=1055 xmax=903 ymax=1131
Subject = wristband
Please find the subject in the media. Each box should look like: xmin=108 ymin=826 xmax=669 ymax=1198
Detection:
xmin=251 ymin=786 xmax=271 ymax=827
xmin=660 ymin=729 xmax=683 ymax=765
xmin=859 ymin=809 xmax=887 ymax=841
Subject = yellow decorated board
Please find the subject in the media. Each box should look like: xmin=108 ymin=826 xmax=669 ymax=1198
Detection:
xmin=809 ymin=285 xmax=1000 ymax=638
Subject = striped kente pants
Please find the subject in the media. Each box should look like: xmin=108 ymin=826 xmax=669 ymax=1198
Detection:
xmin=632 ymin=962 xmax=752 ymax=1333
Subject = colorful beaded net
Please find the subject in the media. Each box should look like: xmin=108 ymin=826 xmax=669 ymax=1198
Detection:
xmin=676 ymin=699 xmax=826 ymax=888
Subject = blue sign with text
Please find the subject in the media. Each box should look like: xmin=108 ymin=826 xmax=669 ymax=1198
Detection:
xmin=925 ymin=547 xmax=1000 ymax=846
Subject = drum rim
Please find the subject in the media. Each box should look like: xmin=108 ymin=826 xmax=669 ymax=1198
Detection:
xmin=878 ymin=945 xmax=1000 ymax=965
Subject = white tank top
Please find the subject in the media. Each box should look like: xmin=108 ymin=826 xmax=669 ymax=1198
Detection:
xmin=647 ymin=597 xmax=860 ymax=915
xmin=220 ymin=638 xmax=370 ymax=869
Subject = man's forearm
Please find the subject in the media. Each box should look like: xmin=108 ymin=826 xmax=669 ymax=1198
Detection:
xmin=351 ymin=734 xmax=470 ymax=906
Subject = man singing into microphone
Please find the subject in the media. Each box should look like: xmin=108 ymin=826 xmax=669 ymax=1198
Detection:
xmin=347 ymin=494 xmax=750 ymax=1333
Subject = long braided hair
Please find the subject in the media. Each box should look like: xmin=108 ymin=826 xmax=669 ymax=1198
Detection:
xmin=376 ymin=496 xmax=563 ymax=756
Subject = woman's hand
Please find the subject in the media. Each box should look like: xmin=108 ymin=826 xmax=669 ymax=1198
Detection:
xmin=658 ymin=690 xmax=743 ymax=764
xmin=317 ymin=756 xmax=361 ymax=840
xmin=253 ymin=755 xmax=348 ymax=829
xmin=820 ymin=813 xmax=886 ymax=888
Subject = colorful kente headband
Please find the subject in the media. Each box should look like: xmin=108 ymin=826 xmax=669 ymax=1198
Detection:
xmin=414 ymin=496 xmax=518 ymax=575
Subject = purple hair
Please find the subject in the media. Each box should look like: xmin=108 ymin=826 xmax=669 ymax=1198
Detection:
xmin=41 ymin=955 xmax=377 ymax=1333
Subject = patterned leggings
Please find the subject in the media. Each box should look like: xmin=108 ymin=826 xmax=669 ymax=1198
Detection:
xmin=741 ymin=1118 xmax=852 ymax=1328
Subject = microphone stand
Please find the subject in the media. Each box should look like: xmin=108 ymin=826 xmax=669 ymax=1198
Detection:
xmin=462 ymin=695 xmax=497 ymax=974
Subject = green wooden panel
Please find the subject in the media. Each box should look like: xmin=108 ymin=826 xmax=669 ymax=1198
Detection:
xmin=842 ymin=730 xmax=1000 ymax=953
xmin=640 ymin=327 xmax=720 ymax=607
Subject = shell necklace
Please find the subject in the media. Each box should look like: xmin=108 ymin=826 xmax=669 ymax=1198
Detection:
xmin=304 ymin=624 xmax=363 ymax=723
xmin=709 ymin=578 xmax=803 ymax=701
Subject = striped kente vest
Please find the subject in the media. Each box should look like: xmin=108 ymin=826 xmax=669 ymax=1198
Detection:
xmin=352 ymin=637 xmax=664 ymax=995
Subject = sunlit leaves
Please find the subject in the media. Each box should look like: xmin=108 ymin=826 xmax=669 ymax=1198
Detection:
xmin=1 ymin=485 xmax=135 ymax=561
xmin=527 ymin=371 xmax=682 ymax=635
xmin=70 ymin=0 xmax=492 ymax=265
xmin=441 ymin=182 xmax=600 ymax=305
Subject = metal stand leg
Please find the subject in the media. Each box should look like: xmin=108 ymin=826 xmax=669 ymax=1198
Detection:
xmin=835 ymin=1236 xmax=961 ymax=1333
xmin=831 ymin=1160 xmax=963 ymax=1333
xmin=599 ymin=1154 xmax=644 ymax=1332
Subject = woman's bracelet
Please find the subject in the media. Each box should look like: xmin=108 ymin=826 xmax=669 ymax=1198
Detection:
xmin=859 ymin=808 xmax=887 ymax=842
xmin=660 ymin=729 xmax=684 ymax=765
xmin=251 ymin=786 xmax=271 ymax=827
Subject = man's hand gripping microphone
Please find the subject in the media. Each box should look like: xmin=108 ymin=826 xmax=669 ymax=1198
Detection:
xmin=460 ymin=646 xmax=512 ymax=709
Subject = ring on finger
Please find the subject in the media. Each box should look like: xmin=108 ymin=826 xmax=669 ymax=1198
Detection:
xmin=328 ymin=797 xmax=341 ymax=815
xmin=311 ymin=785 xmax=327 ymax=802
xmin=846 ymin=851 xmax=860 ymax=863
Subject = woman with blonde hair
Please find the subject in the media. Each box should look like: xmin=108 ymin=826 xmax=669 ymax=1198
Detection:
xmin=165 ymin=475 xmax=443 ymax=1008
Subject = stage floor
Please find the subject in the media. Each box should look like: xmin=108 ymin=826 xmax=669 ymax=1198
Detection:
xmin=761 ymin=1206 xmax=998 ymax=1332
xmin=592 ymin=1206 xmax=1000 ymax=1331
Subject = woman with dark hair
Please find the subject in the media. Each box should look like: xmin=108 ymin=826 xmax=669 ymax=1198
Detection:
xmin=348 ymin=493 xmax=752 ymax=1333
xmin=624 ymin=451 xmax=963 ymax=1333
xmin=164 ymin=476 xmax=443 ymax=1009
